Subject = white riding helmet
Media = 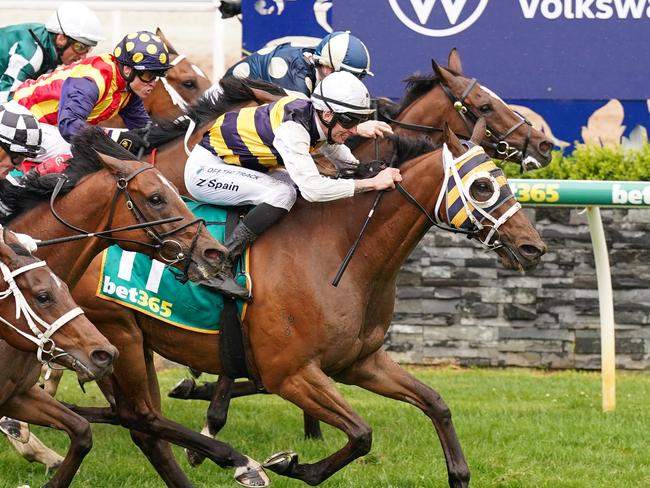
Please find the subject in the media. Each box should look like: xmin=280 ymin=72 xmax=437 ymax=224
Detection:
xmin=311 ymin=71 xmax=375 ymax=116
xmin=0 ymin=101 xmax=44 ymax=158
xmin=45 ymin=2 xmax=104 ymax=46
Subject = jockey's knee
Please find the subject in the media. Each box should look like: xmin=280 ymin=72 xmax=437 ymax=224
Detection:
xmin=264 ymin=182 xmax=296 ymax=210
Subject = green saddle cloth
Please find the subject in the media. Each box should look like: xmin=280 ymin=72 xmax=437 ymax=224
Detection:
xmin=96 ymin=198 xmax=247 ymax=333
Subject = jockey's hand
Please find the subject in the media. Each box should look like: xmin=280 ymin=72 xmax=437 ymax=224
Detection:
xmin=354 ymin=167 xmax=402 ymax=193
xmin=13 ymin=232 xmax=38 ymax=253
xmin=107 ymin=129 xmax=150 ymax=156
xmin=355 ymin=120 xmax=393 ymax=139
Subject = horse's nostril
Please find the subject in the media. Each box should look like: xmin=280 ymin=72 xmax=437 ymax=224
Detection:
xmin=90 ymin=349 xmax=115 ymax=369
xmin=204 ymin=248 xmax=223 ymax=263
xmin=519 ymin=244 xmax=545 ymax=261
xmin=539 ymin=140 xmax=553 ymax=156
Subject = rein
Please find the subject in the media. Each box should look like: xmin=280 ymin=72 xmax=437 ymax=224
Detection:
xmin=49 ymin=164 xmax=207 ymax=281
xmin=0 ymin=260 xmax=84 ymax=366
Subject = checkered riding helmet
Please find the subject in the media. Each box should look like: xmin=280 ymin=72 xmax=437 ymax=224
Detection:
xmin=0 ymin=101 xmax=43 ymax=157
xmin=113 ymin=31 xmax=171 ymax=72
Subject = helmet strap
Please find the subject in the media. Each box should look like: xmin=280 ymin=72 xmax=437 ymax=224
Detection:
xmin=315 ymin=110 xmax=336 ymax=145
xmin=118 ymin=63 xmax=136 ymax=90
xmin=51 ymin=33 xmax=70 ymax=64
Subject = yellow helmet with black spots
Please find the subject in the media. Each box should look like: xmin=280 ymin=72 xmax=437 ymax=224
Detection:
xmin=113 ymin=31 xmax=171 ymax=72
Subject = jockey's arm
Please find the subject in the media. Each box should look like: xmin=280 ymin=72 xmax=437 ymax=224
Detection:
xmin=57 ymin=77 xmax=100 ymax=142
xmin=118 ymin=96 xmax=151 ymax=130
xmin=274 ymin=121 xmax=401 ymax=201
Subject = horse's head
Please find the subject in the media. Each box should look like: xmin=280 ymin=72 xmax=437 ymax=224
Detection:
xmin=394 ymin=49 xmax=553 ymax=171
xmin=90 ymin=148 xmax=227 ymax=282
xmin=438 ymin=119 xmax=546 ymax=270
xmin=0 ymin=229 xmax=117 ymax=382
xmin=144 ymin=28 xmax=212 ymax=122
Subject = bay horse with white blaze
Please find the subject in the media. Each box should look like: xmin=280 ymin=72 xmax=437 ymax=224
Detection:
xmin=0 ymin=228 xmax=117 ymax=487
xmin=68 ymin=117 xmax=545 ymax=486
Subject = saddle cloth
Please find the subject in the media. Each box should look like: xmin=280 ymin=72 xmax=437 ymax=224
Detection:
xmin=96 ymin=198 xmax=248 ymax=333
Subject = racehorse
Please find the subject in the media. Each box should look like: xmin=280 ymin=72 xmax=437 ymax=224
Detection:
xmin=149 ymin=48 xmax=555 ymax=447
xmin=0 ymin=128 xmax=274 ymax=486
xmin=0 ymin=229 xmax=117 ymax=487
xmin=68 ymin=116 xmax=546 ymax=487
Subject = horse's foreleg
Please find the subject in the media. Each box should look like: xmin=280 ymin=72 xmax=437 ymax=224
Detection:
xmin=108 ymin=336 xmax=268 ymax=486
xmin=4 ymin=426 xmax=63 ymax=471
xmin=262 ymin=364 xmax=372 ymax=485
xmin=2 ymin=386 xmax=91 ymax=487
xmin=337 ymin=350 xmax=470 ymax=488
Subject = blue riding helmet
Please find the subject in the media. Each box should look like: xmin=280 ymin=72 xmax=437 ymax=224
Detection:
xmin=313 ymin=31 xmax=373 ymax=78
xmin=113 ymin=31 xmax=171 ymax=72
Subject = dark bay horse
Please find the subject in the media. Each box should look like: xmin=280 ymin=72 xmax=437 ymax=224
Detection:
xmin=0 ymin=229 xmax=117 ymax=487
xmin=0 ymin=129 xmax=275 ymax=486
xmin=69 ymin=119 xmax=545 ymax=487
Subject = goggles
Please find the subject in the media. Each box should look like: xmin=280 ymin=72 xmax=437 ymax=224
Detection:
xmin=69 ymin=40 xmax=92 ymax=55
xmin=335 ymin=111 xmax=371 ymax=129
xmin=134 ymin=70 xmax=167 ymax=83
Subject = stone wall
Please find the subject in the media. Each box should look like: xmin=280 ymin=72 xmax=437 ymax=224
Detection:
xmin=387 ymin=207 xmax=650 ymax=370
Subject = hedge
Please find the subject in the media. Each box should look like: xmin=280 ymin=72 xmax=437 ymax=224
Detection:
xmin=502 ymin=144 xmax=650 ymax=181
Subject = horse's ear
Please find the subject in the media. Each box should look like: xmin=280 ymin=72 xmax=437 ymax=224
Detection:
xmin=95 ymin=151 xmax=133 ymax=176
xmin=471 ymin=117 xmax=487 ymax=145
xmin=443 ymin=122 xmax=463 ymax=156
xmin=432 ymin=59 xmax=452 ymax=85
xmin=448 ymin=48 xmax=463 ymax=75
xmin=0 ymin=228 xmax=17 ymax=264
xmin=156 ymin=28 xmax=179 ymax=56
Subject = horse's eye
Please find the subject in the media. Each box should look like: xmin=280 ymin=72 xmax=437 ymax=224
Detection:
xmin=470 ymin=179 xmax=493 ymax=202
xmin=182 ymin=80 xmax=197 ymax=90
xmin=148 ymin=194 xmax=164 ymax=206
xmin=36 ymin=291 xmax=52 ymax=305
xmin=479 ymin=104 xmax=492 ymax=114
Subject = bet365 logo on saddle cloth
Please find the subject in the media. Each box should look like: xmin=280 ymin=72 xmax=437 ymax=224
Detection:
xmin=389 ymin=0 xmax=489 ymax=37
xmin=95 ymin=200 xmax=247 ymax=333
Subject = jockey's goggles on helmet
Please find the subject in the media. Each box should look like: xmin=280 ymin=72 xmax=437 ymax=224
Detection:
xmin=335 ymin=111 xmax=371 ymax=129
xmin=135 ymin=70 xmax=167 ymax=83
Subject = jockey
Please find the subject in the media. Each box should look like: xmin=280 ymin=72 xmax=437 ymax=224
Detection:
xmin=0 ymin=2 xmax=103 ymax=103
xmin=184 ymin=71 xmax=402 ymax=299
xmin=10 ymin=31 xmax=171 ymax=161
xmin=226 ymin=31 xmax=390 ymax=140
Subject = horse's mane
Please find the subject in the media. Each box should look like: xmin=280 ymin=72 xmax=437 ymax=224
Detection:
xmin=390 ymin=134 xmax=437 ymax=167
xmin=0 ymin=127 xmax=134 ymax=223
xmin=145 ymin=76 xmax=288 ymax=149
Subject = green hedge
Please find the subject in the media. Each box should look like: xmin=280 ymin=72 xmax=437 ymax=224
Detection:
xmin=502 ymin=144 xmax=650 ymax=181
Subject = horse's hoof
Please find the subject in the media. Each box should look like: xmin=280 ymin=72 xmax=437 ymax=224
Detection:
xmin=234 ymin=457 xmax=270 ymax=487
xmin=0 ymin=417 xmax=29 ymax=442
xmin=262 ymin=450 xmax=298 ymax=474
xmin=184 ymin=447 xmax=206 ymax=468
xmin=168 ymin=378 xmax=196 ymax=398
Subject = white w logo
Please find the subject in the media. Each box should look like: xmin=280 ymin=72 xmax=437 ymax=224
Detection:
xmin=410 ymin=0 xmax=469 ymax=25
xmin=389 ymin=0 xmax=489 ymax=37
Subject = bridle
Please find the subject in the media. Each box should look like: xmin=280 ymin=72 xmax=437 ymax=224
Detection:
xmin=50 ymin=164 xmax=208 ymax=282
xmin=0 ymin=259 xmax=84 ymax=366
xmin=395 ymin=143 xmax=521 ymax=251
xmin=378 ymin=76 xmax=540 ymax=171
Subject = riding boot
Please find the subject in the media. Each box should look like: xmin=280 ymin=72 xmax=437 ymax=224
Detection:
xmin=202 ymin=203 xmax=288 ymax=300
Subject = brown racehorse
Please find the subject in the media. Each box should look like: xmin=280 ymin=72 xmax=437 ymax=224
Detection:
xmin=0 ymin=128 xmax=274 ymax=486
xmin=0 ymin=229 xmax=117 ymax=487
xmin=68 ymin=118 xmax=545 ymax=487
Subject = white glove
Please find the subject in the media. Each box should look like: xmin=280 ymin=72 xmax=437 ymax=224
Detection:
xmin=13 ymin=232 xmax=38 ymax=253
xmin=355 ymin=120 xmax=393 ymax=139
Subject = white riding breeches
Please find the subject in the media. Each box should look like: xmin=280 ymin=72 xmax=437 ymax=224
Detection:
xmin=184 ymin=144 xmax=297 ymax=210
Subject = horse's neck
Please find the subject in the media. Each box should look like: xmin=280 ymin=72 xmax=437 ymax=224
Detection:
xmin=150 ymin=142 xmax=189 ymax=195
xmin=8 ymin=175 xmax=114 ymax=288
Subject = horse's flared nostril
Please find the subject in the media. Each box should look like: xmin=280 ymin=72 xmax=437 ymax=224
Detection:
xmin=538 ymin=139 xmax=553 ymax=156
xmin=519 ymin=243 xmax=546 ymax=262
xmin=90 ymin=348 xmax=116 ymax=369
xmin=204 ymin=247 xmax=225 ymax=264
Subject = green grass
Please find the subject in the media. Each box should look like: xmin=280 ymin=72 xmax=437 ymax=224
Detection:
xmin=3 ymin=366 xmax=650 ymax=487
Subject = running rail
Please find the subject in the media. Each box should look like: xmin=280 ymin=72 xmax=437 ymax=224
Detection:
xmin=510 ymin=179 xmax=650 ymax=412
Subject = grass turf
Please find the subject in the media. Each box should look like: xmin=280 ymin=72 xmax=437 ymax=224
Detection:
xmin=1 ymin=366 xmax=649 ymax=487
